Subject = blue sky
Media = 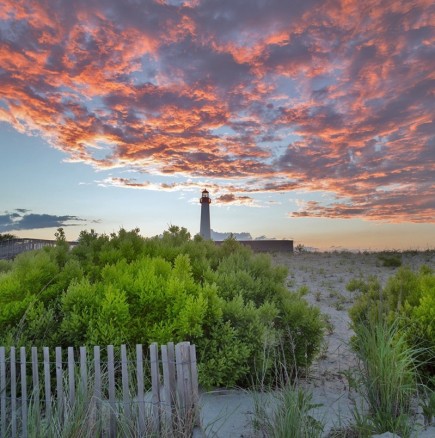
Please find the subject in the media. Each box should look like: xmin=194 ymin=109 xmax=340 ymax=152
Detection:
xmin=1 ymin=0 xmax=434 ymax=250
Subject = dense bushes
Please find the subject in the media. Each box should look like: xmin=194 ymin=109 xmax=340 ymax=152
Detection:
xmin=349 ymin=266 xmax=435 ymax=382
xmin=0 ymin=227 xmax=323 ymax=388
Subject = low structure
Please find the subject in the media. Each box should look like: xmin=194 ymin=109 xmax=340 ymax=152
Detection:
xmin=0 ymin=238 xmax=76 ymax=260
xmin=215 ymin=239 xmax=293 ymax=253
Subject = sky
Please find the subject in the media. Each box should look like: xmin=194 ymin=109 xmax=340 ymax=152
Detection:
xmin=0 ymin=0 xmax=434 ymax=251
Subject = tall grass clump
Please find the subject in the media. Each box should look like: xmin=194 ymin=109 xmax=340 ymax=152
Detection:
xmin=350 ymin=320 xmax=419 ymax=437
xmin=250 ymin=339 xmax=324 ymax=438
xmin=253 ymin=384 xmax=323 ymax=438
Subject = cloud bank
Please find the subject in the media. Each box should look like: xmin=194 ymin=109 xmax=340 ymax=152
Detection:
xmin=1 ymin=0 xmax=434 ymax=222
xmin=0 ymin=210 xmax=87 ymax=232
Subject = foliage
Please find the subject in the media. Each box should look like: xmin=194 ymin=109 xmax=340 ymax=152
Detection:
xmin=253 ymin=385 xmax=324 ymax=438
xmin=0 ymin=227 xmax=323 ymax=388
xmin=277 ymin=292 xmax=324 ymax=374
xmin=349 ymin=266 xmax=435 ymax=384
xmin=348 ymin=276 xmax=383 ymax=326
xmin=295 ymin=243 xmax=306 ymax=253
xmin=377 ymin=251 xmax=402 ymax=267
xmin=348 ymin=321 xmax=419 ymax=437
xmin=0 ymin=259 xmax=12 ymax=274
xmin=420 ymin=381 xmax=435 ymax=427
xmin=0 ymin=233 xmax=16 ymax=242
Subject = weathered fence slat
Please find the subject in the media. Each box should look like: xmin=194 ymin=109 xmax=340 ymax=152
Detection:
xmin=0 ymin=342 xmax=199 ymax=437
xmin=190 ymin=344 xmax=200 ymax=426
xmin=43 ymin=347 xmax=51 ymax=422
xmin=31 ymin=346 xmax=40 ymax=433
xmin=161 ymin=345 xmax=173 ymax=434
xmin=167 ymin=342 xmax=177 ymax=407
xmin=55 ymin=347 xmax=63 ymax=423
xmin=136 ymin=344 xmax=145 ymax=436
xmin=107 ymin=345 xmax=116 ymax=438
xmin=121 ymin=344 xmax=130 ymax=423
xmin=20 ymin=347 xmax=28 ymax=438
xmin=0 ymin=346 xmax=6 ymax=438
xmin=68 ymin=347 xmax=75 ymax=407
xmin=175 ymin=342 xmax=186 ymax=415
xmin=10 ymin=347 xmax=17 ymax=438
xmin=181 ymin=342 xmax=193 ymax=413
xmin=93 ymin=346 xmax=101 ymax=435
xmin=150 ymin=342 xmax=161 ymax=435
xmin=176 ymin=341 xmax=200 ymax=429
xmin=175 ymin=342 xmax=198 ymax=431
xmin=80 ymin=346 xmax=87 ymax=398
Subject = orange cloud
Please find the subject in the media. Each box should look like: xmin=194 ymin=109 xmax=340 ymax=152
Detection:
xmin=0 ymin=0 xmax=433 ymax=223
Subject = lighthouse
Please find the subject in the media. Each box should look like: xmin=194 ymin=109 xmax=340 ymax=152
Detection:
xmin=199 ymin=189 xmax=211 ymax=240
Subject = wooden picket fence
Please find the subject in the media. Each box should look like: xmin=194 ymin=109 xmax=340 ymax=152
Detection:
xmin=0 ymin=341 xmax=200 ymax=437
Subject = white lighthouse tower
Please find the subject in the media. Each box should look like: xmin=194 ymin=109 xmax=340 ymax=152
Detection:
xmin=199 ymin=189 xmax=211 ymax=240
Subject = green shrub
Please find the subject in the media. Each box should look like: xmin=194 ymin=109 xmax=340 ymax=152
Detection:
xmin=402 ymin=273 xmax=435 ymax=378
xmin=0 ymin=259 xmax=12 ymax=274
xmin=346 ymin=277 xmax=371 ymax=293
xmin=196 ymin=321 xmax=252 ymax=388
xmin=297 ymin=285 xmax=310 ymax=296
xmin=348 ymin=276 xmax=383 ymax=326
xmin=349 ymin=266 xmax=435 ymax=385
xmin=378 ymin=252 xmax=402 ymax=267
xmin=0 ymin=227 xmax=324 ymax=388
xmin=277 ymin=293 xmax=324 ymax=375
xmin=384 ymin=266 xmax=422 ymax=310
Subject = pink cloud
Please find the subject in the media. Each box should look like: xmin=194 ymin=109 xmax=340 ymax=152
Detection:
xmin=0 ymin=0 xmax=433 ymax=223
xmin=215 ymin=194 xmax=256 ymax=206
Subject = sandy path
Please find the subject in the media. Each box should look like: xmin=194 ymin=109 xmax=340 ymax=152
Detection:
xmin=276 ymin=251 xmax=435 ymax=436
xmin=200 ymin=251 xmax=435 ymax=437
xmin=280 ymin=252 xmax=435 ymax=387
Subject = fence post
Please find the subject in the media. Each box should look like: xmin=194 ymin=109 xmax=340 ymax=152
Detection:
xmin=0 ymin=347 xmax=6 ymax=438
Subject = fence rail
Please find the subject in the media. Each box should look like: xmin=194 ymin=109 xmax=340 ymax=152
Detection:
xmin=0 ymin=239 xmax=56 ymax=260
xmin=0 ymin=342 xmax=199 ymax=437
xmin=0 ymin=238 xmax=79 ymax=260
